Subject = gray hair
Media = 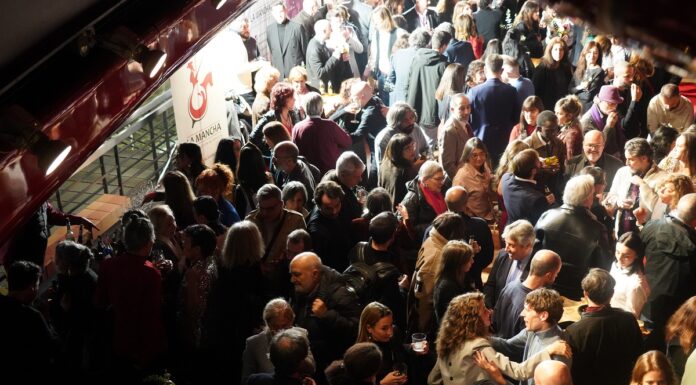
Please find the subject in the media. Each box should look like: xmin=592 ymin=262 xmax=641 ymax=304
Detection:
xmin=563 ymin=175 xmax=595 ymax=206
xmin=434 ymin=22 xmax=455 ymax=36
xmin=502 ymin=219 xmax=535 ymax=247
xmin=123 ymin=216 xmax=155 ymax=252
xmin=303 ymin=92 xmax=324 ymax=116
xmin=282 ymin=181 xmax=308 ymax=203
xmin=336 ymin=151 xmax=365 ymax=180
xmin=386 ymin=102 xmax=417 ymax=129
xmin=257 ymin=183 xmax=283 ymax=202
xmin=418 ymin=160 xmax=443 ymax=181
xmin=263 ymin=297 xmax=295 ymax=326
xmin=270 ymin=327 xmax=310 ymax=375
xmin=409 ymin=28 xmax=431 ymax=48
xmin=147 ymin=205 xmax=175 ymax=235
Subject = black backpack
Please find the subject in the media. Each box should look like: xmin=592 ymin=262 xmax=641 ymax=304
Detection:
xmin=342 ymin=242 xmax=400 ymax=307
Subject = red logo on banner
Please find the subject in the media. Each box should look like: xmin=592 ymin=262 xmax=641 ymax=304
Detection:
xmin=186 ymin=60 xmax=214 ymax=127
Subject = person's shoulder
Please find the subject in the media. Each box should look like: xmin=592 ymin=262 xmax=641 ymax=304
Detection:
xmin=246 ymin=372 xmax=275 ymax=385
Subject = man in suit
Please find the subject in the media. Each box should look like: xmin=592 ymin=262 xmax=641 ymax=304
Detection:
xmin=473 ymin=0 xmax=502 ymax=46
xmin=467 ymin=54 xmax=519 ymax=163
xmin=389 ymin=28 xmax=430 ymax=106
xmin=502 ymin=148 xmax=554 ymax=226
xmin=305 ymin=19 xmax=351 ymax=90
xmin=267 ymin=1 xmax=307 ymax=79
xmin=406 ymin=30 xmax=451 ymax=146
xmin=438 ymin=93 xmax=474 ymax=179
xmin=292 ymin=0 xmax=319 ymax=43
xmin=437 ymin=22 xmax=476 ymax=72
xmin=564 ymin=130 xmax=624 ymax=192
xmin=403 ymin=0 xmax=439 ymax=32
xmin=483 ymin=219 xmax=535 ymax=309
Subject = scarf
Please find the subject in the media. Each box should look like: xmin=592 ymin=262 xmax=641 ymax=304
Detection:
xmin=419 ymin=181 xmax=447 ymax=215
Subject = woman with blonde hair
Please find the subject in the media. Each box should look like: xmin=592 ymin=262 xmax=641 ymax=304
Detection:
xmin=495 ymin=140 xmax=531 ymax=228
xmin=196 ymin=163 xmax=240 ymax=226
xmin=287 ymin=66 xmax=319 ymax=97
xmin=208 ymin=219 xmax=265 ymax=383
xmin=366 ymin=6 xmax=406 ymax=104
xmin=630 ymin=350 xmax=678 ymax=385
xmin=430 ymin=292 xmax=570 ymax=384
xmin=252 ymin=66 xmax=281 ymax=126
xmin=161 ymin=170 xmax=197 ymax=229
xmin=435 ymin=0 xmax=457 ymax=24
xmin=453 ymin=13 xmax=482 ymax=58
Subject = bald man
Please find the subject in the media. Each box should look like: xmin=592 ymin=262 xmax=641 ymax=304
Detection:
xmin=564 ymin=130 xmax=624 ymax=191
xmin=534 ymin=360 xmax=573 ymax=385
xmin=305 ymin=19 xmax=350 ymax=89
xmin=641 ymin=193 xmax=696 ymax=350
xmin=272 ymin=141 xmax=317 ymax=198
xmin=493 ymin=250 xmax=562 ymax=338
xmin=289 ymin=252 xmax=361 ymax=378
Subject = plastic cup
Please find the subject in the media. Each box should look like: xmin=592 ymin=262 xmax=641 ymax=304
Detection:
xmin=412 ymin=333 xmax=426 ymax=353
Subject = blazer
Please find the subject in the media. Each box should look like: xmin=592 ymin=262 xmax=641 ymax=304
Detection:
xmin=467 ymin=78 xmax=520 ymax=160
xmin=501 ymin=173 xmax=549 ymax=226
xmin=241 ymin=327 xmax=314 ymax=384
xmin=483 ymin=249 xmax=531 ymax=309
xmin=402 ymin=7 xmax=439 ymax=32
xmin=564 ymin=152 xmax=624 ymax=192
xmin=266 ymin=20 xmax=306 ymax=79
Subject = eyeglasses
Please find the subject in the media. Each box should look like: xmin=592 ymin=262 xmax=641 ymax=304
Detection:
xmin=584 ymin=144 xmax=603 ymax=150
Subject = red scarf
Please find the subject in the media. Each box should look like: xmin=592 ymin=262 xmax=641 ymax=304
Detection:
xmin=420 ymin=181 xmax=447 ymax=215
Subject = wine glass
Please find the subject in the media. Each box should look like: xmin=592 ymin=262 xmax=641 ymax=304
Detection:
xmin=348 ymin=101 xmax=361 ymax=124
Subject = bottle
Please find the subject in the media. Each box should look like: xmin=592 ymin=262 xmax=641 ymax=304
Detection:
xmin=327 ymin=81 xmax=333 ymax=94
xmin=94 ymin=236 xmax=106 ymax=261
xmin=319 ymin=81 xmax=325 ymax=95
xmin=77 ymin=224 xmax=84 ymax=244
xmin=65 ymin=218 xmax=75 ymax=241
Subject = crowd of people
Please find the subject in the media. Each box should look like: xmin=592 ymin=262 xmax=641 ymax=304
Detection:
xmin=3 ymin=0 xmax=696 ymax=385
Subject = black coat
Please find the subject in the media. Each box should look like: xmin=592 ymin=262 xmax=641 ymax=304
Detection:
xmin=566 ymin=306 xmax=644 ymax=385
xmin=564 ymin=152 xmax=624 ymax=192
xmin=473 ymin=8 xmax=502 ymax=46
xmin=535 ymin=204 xmax=611 ymax=300
xmin=292 ymin=266 xmax=361 ymax=373
xmin=266 ymin=20 xmax=306 ymax=79
xmin=307 ymin=207 xmax=355 ymax=272
xmin=250 ymin=109 xmax=301 ymax=157
xmin=401 ymin=177 xmax=445 ymax=243
xmin=406 ymin=48 xmax=448 ymax=127
xmin=532 ymin=61 xmax=574 ymax=114
xmin=500 ymin=173 xmax=549 ymax=226
xmin=402 ymin=7 xmax=439 ymax=32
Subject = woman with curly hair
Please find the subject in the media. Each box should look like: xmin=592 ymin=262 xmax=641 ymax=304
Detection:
xmin=196 ymin=163 xmax=241 ymax=227
xmin=463 ymin=59 xmax=486 ymax=93
xmin=659 ymin=131 xmax=696 ymax=186
xmin=637 ymin=173 xmax=696 ymax=224
xmin=250 ymin=82 xmax=302 ymax=157
xmin=430 ymin=292 xmax=570 ymax=384
xmin=666 ymin=296 xmax=696 ymax=381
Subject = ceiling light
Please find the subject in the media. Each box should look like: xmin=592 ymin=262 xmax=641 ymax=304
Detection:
xmin=98 ymin=27 xmax=167 ymax=78
xmin=211 ymin=0 xmax=228 ymax=10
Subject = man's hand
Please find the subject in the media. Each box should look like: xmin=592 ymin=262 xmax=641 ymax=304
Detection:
xmin=311 ymin=298 xmax=328 ymax=318
xmin=606 ymin=111 xmax=619 ymax=128
xmin=546 ymin=193 xmax=556 ymax=205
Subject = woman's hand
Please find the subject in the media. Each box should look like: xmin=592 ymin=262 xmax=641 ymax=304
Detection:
xmin=547 ymin=340 xmax=573 ymax=358
xmin=380 ymin=371 xmax=407 ymax=385
xmin=396 ymin=204 xmax=409 ymax=222
xmin=473 ymin=351 xmax=506 ymax=385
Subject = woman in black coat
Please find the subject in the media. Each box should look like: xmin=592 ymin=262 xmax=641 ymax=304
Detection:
xmin=432 ymin=240 xmax=476 ymax=326
xmin=379 ymin=134 xmax=421 ymax=205
xmin=532 ymin=37 xmax=574 ymax=112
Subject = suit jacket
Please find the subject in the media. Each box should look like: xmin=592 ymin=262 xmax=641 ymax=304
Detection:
xmin=266 ymin=20 xmax=306 ymax=79
xmin=444 ymin=39 xmax=476 ymax=72
xmin=402 ymin=7 xmax=439 ymax=32
xmin=483 ymin=249 xmax=531 ymax=309
xmin=241 ymin=327 xmax=314 ymax=384
xmin=501 ymin=173 xmax=549 ymax=226
xmin=467 ymin=78 xmax=520 ymax=160
xmin=473 ymin=8 xmax=503 ymax=45
xmin=438 ymin=117 xmax=474 ymax=179
xmin=291 ymin=10 xmax=316 ymax=42
xmin=305 ymin=38 xmax=350 ymax=89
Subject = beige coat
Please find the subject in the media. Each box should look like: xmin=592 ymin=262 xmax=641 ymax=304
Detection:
xmin=438 ymin=117 xmax=473 ymax=180
xmin=410 ymin=228 xmax=448 ymax=333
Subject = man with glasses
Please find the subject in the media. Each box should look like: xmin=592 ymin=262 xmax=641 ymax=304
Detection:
xmin=565 ymin=129 xmax=623 ymax=192
xmin=246 ymin=184 xmax=307 ymax=297
xmin=272 ymin=141 xmax=318 ymax=200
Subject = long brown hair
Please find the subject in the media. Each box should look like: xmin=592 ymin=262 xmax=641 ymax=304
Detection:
xmin=495 ymin=140 xmax=530 ymax=182
xmin=519 ymin=95 xmax=544 ymax=131
xmin=514 ymin=1 xmax=539 ymax=31
xmin=435 ymin=63 xmax=466 ymax=101
xmin=356 ymin=302 xmax=393 ymax=343
xmin=541 ymin=37 xmax=566 ymax=68
xmin=665 ymin=296 xmax=696 ymax=355
xmin=630 ymin=351 xmax=678 ymax=385
xmin=436 ymin=292 xmax=488 ymax=358
xmin=574 ymin=40 xmax=603 ymax=81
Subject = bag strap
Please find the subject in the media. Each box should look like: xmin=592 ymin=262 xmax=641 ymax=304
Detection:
xmin=261 ymin=210 xmax=288 ymax=263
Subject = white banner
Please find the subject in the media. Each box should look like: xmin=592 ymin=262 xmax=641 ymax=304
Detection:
xmin=170 ymin=37 xmax=228 ymax=166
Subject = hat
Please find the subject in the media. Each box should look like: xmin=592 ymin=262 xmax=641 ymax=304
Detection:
xmin=597 ymin=85 xmax=624 ymax=104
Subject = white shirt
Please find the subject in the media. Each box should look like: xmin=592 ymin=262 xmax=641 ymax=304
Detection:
xmin=609 ymin=262 xmax=649 ymax=318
